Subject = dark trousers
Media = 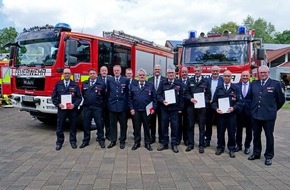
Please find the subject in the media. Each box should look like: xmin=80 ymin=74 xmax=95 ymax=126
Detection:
xmin=187 ymin=106 xmax=206 ymax=147
xmin=56 ymin=109 xmax=78 ymax=145
xmin=132 ymin=111 xmax=151 ymax=145
xmin=216 ymin=114 xmax=236 ymax=152
xmin=103 ymin=105 xmax=111 ymax=139
xmin=205 ymin=103 xmax=217 ymax=141
xmin=252 ymin=119 xmax=275 ymax=159
xmin=178 ymin=106 xmax=188 ymax=144
xmin=236 ymin=112 xmax=252 ymax=148
xmin=82 ymin=107 xmax=104 ymax=143
xmin=160 ymin=109 xmax=179 ymax=146
xmin=149 ymin=106 xmax=162 ymax=142
xmin=109 ymin=111 xmax=128 ymax=143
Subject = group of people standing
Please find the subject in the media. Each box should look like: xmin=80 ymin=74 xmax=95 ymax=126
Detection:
xmin=51 ymin=64 xmax=285 ymax=166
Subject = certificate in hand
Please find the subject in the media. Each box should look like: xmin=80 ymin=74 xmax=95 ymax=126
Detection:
xmin=218 ymin=97 xmax=230 ymax=114
xmin=164 ymin=89 xmax=176 ymax=104
xmin=146 ymin=102 xmax=153 ymax=116
xmin=61 ymin=94 xmax=72 ymax=109
xmin=194 ymin=92 xmax=205 ymax=108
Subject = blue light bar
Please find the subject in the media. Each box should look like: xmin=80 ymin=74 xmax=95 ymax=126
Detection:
xmin=188 ymin=30 xmax=197 ymax=38
xmin=238 ymin=26 xmax=246 ymax=34
xmin=55 ymin=23 xmax=72 ymax=32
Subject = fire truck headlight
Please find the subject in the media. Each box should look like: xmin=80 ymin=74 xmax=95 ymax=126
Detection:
xmin=13 ymin=96 xmax=20 ymax=102
xmin=47 ymin=98 xmax=53 ymax=104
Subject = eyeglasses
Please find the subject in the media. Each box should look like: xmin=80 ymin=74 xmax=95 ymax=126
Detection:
xmin=259 ymin=72 xmax=268 ymax=74
xmin=223 ymin=75 xmax=231 ymax=77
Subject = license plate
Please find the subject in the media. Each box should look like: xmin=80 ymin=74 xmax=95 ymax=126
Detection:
xmin=23 ymin=96 xmax=34 ymax=102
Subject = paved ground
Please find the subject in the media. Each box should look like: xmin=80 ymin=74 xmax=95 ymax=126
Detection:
xmin=0 ymin=108 xmax=290 ymax=190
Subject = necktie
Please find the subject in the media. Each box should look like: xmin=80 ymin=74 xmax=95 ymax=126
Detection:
xmin=90 ymin=80 xmax=94 ymax=86
xmin=261 ymin=80 xmax=265 ymax=86
xmin=169 ymin=80 xmax=173 ymax=85
xmin=225 ymin=84 xmax=228 ymax=91
xmin=116 ymin=78 xmax=119 ymax=83
xmin=140 ymin=83 xmax=144 ymax=89
xmin=65 ymin=81 xmax=68 ymax=88
xmin=155 ymin=76 xmax=159 ymax=90
xmin=183 ymin=79 xmax=186 ymax=84
xmin=242 ymin=83 xmax=247 ymax=97
xmin=196 ymin=77 xmax=199 ymax=83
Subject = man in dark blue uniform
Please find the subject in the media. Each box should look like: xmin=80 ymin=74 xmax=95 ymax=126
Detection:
xmin=128 ymin=69 xmax=157 ymax=151
xmin=178 ymin=67 xmax=189 ymax=146
xmin=157 ymin=68 xmax=183 ymax=153
xmin=79 ymin=68 xmax=106 ymax=149
xmin=212 ymin=70 xmax=242 ymax=158
xmin=184 ymin=66 xmax=211 ymax=153
xmin=148 ymin=65 xmax=166 ymax=144
xmin=98 ymin=66 xmax=111 ymax=141
xmin=52 ymin=68 xmax=82 ymax=151
xmin=205 ymin=66 xmax=224 ymax=147
xmin=248 ymin=66 xmax=285 ymax=166
xmin=106 ymin=65 xmax=129 ymax=149
xmin=235 ymin=71 xmax=253 ymax=154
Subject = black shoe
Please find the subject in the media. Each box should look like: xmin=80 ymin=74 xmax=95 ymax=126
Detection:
xmin=71 ymin=143 xmax=77 ymax=149
xmin=131 ymin=143 xmax=140 ymax=150
xmin=199 ymin=147 xmax=204 ymax=154
xmin=105 ymin=136 xmax=111 ymax=141
xmin=248 ymin=154 xmax=261 ymax=160
xmin=184 ymin=141 xmax=188 ymax=146
xmin=56 ymin=145 xmax=62 ymax=151
xmin=99 ymin=141 xmax=105 ymax=148
xmin=204 ymin=140 xmax=210 ymax=147
xmin=244 ymin=148 xmax=250 ymax=154
xmin=235 ymin=146 xmax=242 ymax=152
xmin=215 ymin=149 xmax=224 ymax=155
xmin=172 ymin=146 xmax=179 ymax=153
xmin=265 ymin=158 xmax=272 ymax=166
xmin=107 ymin=141 xmax=116 ymax=149
xmin=185 ymin=146 xmax=194 ymax=152
xmin=150 ymin=139 xmax=156 ymax=144
xmin=229 ymin=151 xmax=236 ymax=158
xmin=79 ymin=143 xmax=89 ymax=149
xmin=145 ymin=144 xmax=153 ymax=151
xmin=157 ymin=144 xmax=168 ymax=151
xmin=120 ymin=142 xmax=125 ymax=149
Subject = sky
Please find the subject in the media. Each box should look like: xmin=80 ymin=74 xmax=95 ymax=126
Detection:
xmin=0 ymin=0 xmax=289 ymax=45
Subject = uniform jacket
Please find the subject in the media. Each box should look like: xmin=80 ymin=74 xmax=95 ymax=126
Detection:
xmin=236 ymin=81 xmax=252 ymax=115
xmin=82 ymin=78 xmax=106 ymax=108
xmin=207 ymin=76 xmax=224 ymax=99
xmin=107 ymin=76 xmax=129 ymax=112
xmin=184 ymin=76 xmax=211 ymax=107
xmin=148 ymin=75 xmax=166 ymax=91
xmin=178 ymin=77 xmax=190 ymax=106
xmin=157 ymin=78 xmax=184 ymax=111
xmin=51 ymin=80 xmax=82 ymax=109
xmin=128 ymin=81 xmax=157 ymax=112
xmin=251 ymin=78 xmax=285 ymax=120
xmin=212 ymin=83 xmax=242 ymax=114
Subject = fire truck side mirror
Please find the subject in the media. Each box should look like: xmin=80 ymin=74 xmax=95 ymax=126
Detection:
xmin=257 ymin=49 xmax=265 ymax=60
xmin=66 ymin=40 xmax=78 ymax=55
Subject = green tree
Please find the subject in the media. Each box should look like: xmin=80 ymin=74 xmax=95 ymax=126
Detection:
xmin=274 ymin=30 xmax=290 ymax=44
xmin=0 ymin=27 xmax=18 ymax=53
xmin=243 ymin=15 xmax=276 ymax=43
xmin=210 ymin=21 xmax=239 ymax=34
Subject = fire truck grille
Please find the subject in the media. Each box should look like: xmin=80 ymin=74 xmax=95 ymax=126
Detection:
xmin=22 ymin=101 xmax=36 ymax=108
xmin=16 ymin=77 xmax=45 ymax=91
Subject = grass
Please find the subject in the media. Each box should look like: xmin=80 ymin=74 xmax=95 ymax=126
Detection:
xmin=282 ymin=102 xmax=290 ymax=109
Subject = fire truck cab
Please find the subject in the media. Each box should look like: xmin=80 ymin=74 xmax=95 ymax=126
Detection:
xmin=8 ymin=23 xmax=173 ymax=123
xmin=175 ymin=26 xmax=266 ymax=82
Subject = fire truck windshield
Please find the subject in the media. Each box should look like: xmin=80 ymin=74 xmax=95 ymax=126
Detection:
xmin=15 ymin=40 xmax=59 ymax=67
xmin=183 ymin=41 xmax=248 ymax=66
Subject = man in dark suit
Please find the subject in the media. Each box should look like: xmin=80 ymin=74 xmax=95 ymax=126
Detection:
xmin=184 ymin=66 xmax=211 ymax=154
xmin=204 ymin=66 xmax=224 ymax=147
xmin=235 ymin=71 xmax=253 ymax=154
xmin=248 ymin=65 xmax=285 ymax=166
xmin=128 ymin=69 xmax=157 ymax=151
xmin=106 ymin=65 xmax=129 ymax=149
xmin=148 ymin=65 xmax=165 ymax=144
xmin=212 ymin=70 xmax=242 ymax=158
xmin=156 ymin=68 xmax=184 ymax=153
xmin=79 ymin=68 xmax=106 ymax=149
xmin=51 ymin=68 xmax=82 ymax=151
xmin=178 ymin=67 xmax=189 ymax=146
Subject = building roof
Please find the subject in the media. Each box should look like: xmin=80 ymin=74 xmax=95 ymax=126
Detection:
xmin=165 ymin=40 xmax=182 ymax=48
xmin=266 ymin=47 xmax=290 ymax=62
xmin=263 ymin=43 xmax=290 ymax=50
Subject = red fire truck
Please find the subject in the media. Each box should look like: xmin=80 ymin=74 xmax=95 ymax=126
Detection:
xmin=7 ymin=23 xmax=173 ymax=123
xmin=175 ymin=26 xmax=266 ymax=81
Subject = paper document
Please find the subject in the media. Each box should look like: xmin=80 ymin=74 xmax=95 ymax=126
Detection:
xmin=164 ymin=89 xmax=176 ymax=104
xmin=194 ymin=92 xmax=205 ymax=108
xmin=218 ymin=97 xmax=230 ymax=114
xmin=146 ymin=102 xmax=153 ymax=116
xmin=61 ymin=94 xmax=72 ymax=109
